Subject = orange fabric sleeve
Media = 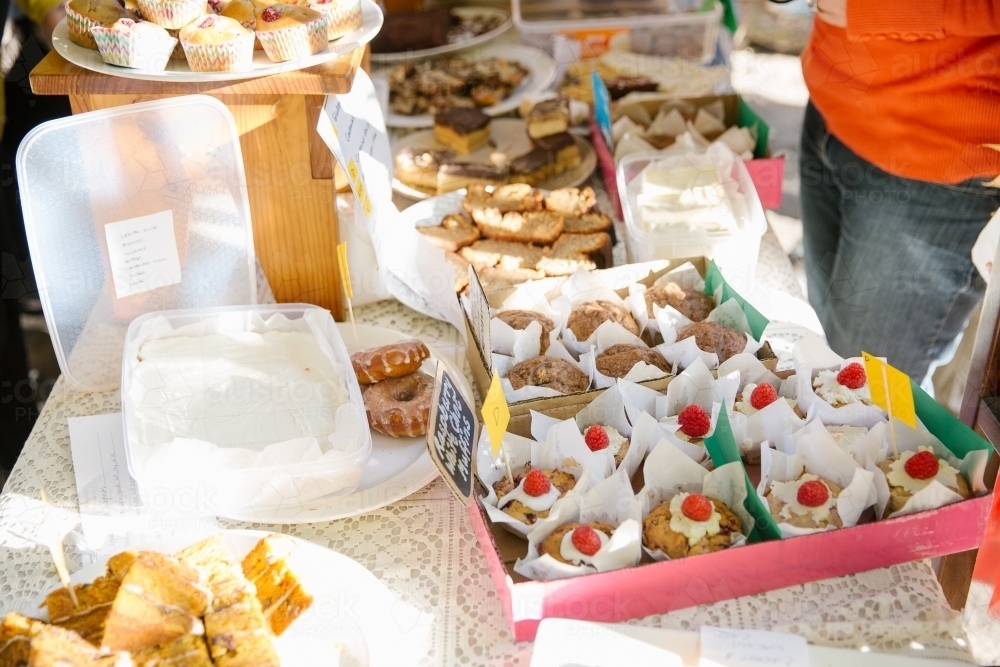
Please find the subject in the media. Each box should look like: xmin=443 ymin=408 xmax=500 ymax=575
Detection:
xmin=942 ymin=3 xmax=1000 ymax=36
xmin=845 ymin=0 xmax=946 ymax=41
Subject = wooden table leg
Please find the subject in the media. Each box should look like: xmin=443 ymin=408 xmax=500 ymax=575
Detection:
xmin=66 ymin=91 xmax=343 ymax=319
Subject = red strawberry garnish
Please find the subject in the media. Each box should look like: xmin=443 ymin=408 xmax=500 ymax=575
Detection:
xmin=570 ymin=525 xmax=602 ymax=556
xmin=749 ymin=383 xmax=778 ymax=410
xmin=680 ymin=493 xmax=713 ymax=522
xmin=584 ymin=425 xmax=610 ymax=452
xmin=796 ymin=480 xmax=830 ymax=507
xmin=677 ymin=404 xmax=711 ymax=438
xmin=904 ymin=451 xmax=940 ymax=480
xmin=260 ymin=6 xmax=281 ymax=21
xmin=198 ymin=15 xmax=216 ymax=28
xmin=837 ymin=362 xmax=867 ymax=389
xmin=522 ymin=469 xmax=551 ymax=497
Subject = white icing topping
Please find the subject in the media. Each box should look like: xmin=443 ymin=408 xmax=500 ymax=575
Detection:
xmin=658 ymin=415 xmax=710 ymax=443
xmin=886 ymin=446 xmax=960 ymax=494
xmin=588 ymin=425 xmax=628 ymax=460
xmin=734 ymin=382 xmax=796 ymax=416
xmin=498 ymin=476 xmax=560 ymax=512
xmin=769 ymin=474 xmax=835 ymax=523
xmin=826 ymin=425 xmax=869 ymax=453
xmin=813 ymin=370 xmax=872 ymax=407
xmin=668 ymin=493 xmax=722 ymax=547
xmin=558 ymin=527 xmax=610 ymax=565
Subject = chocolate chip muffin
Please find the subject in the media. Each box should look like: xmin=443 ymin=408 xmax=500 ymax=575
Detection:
xmin=495 ymin=310 xmax=555 ymax=354
xmin=642 ymin=494 xmax=742 ymax=558
xmin=645 ymin=282 xmax=715 ymax=321
xmin=595 ymin=344 xmax=669 ymax=379
xmin=675 ymin=321 xmax=746 ymax=363
xmin=566 ymin=301 xmax=639 ymax=341
xmin=764 ymin=474 xmax=844 ymax=529
xmin=493 ymin=468 xmax=577 ymax=524
xmin=876 ymin=449 xmax=971 ymax=518
xmin=504 ymin=357 xmax=590 ymax=394
xmin=540 ymin=522 xmax=615 ymax=564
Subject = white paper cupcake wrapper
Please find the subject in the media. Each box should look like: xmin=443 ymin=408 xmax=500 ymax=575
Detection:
xmin=66 ymin=6 xmax=102 ymax=49
xmin=137 ymin=0 xmax=205 ymax=28
xmin=311 ymin=0 xmax=361 ymax=40
xmin=181 ymin=33 xmax=254 ymax=71
xmin=256 ymin=15 xmax=328 ymax=62
xmin=92 ymin=26 xmax=177 ymax=70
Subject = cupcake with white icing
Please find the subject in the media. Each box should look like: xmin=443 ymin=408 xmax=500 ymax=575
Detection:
xmin=642 ymin=492 xmax=743 ymax=559
xmin=877 ymin=446 xmax=970 ymax=518
xmin=764 ymin=473 xmax=843 ymax=530
xmin=493 ymin=467 xmax=577 ymax=526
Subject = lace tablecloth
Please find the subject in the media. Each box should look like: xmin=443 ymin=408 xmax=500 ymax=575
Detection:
xmin=0 ymin=233 xmax=976 ymax=665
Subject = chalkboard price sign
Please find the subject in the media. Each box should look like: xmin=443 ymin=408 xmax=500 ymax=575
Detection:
xmin=426 ymin=362 xmax=478 ymax=503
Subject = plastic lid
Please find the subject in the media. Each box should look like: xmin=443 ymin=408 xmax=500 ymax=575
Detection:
xmin=17 ymin=95 xmax=257 ymax=392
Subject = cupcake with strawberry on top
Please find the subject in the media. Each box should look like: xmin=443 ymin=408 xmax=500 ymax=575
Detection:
xmin=581 ymin=424 xmax=630 ymax=468
xmin=662 ymin=404 xmax=713 ymax=446
xmin=812 ymin=361 xmax=872 ymax=408
xmin=642 ymin=492 xmax=743 ymax=559
xmin=764 ymin=474 xmax=843 ymax=530
xmin=877 ymin=447 xmax=970 ymax=518
xmin=493 ymin=467 xmax=577 ymax=526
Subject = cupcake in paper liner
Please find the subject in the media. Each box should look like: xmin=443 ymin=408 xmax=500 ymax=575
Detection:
xmin=551 ymin=269 xmax=644 ymax=358
xmin=499 ymin=350 xmax=591 ymax=403
xmin=655 ymin=298 xmax=762 ymax=371
xmin=638 ymin=439 xmax=752 ymax=561
xmin=792 ymin=334 xmax=886 ymax=428
xmin=476 ymin=429 xmax=599 ymax=539
xmin=66 ymin=0 xmax=132 ymax=50
xmin=757 ymin=420 xmax=877 ymax=537
xmin=137 ymin=0 xmax=206 ymax=28
xmin=165 ymin=28 xmax=186 ymax=59
xmin=515 ymin=471 xmax=642 ymax=580
xmin=627 ymin=262 xmax=713 ymax=339
xmin=307 ymin=0 xmax=361 ymax=40
xmin=720 ymin=353 xmax=802 ymax=464
xmin=255 ymin=3 xmax=328 ymax=62
xmin=179 ymin=14 xmax=254 ymax=72
xmin=91 ymin=18 xmax=177 ymax=70
xmin=490 ymin=302 xmax=574 ymax=394
xmin=580 ymin=334 xmax=670 ymax=390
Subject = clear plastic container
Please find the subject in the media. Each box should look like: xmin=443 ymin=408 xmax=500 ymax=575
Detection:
xmin=617 ymin=143 xmax=767 ymax=293
xmin=16 ymin=96 xmax=256 ymax=392
xmin=121 ymin=303 xmax=373 ymax=518
xmin=513 ymin=0 xmax=722 ymax=63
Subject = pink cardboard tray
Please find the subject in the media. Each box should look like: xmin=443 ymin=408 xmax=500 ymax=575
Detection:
xmin=470 ymin=491 xmax=993 ymax=642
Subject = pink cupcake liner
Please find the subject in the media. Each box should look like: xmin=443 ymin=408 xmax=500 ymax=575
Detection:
xmin=66 ymin=6 xmax=101 ymax=49
xmin=137 ymin=0 xmax=205 ymax=29
xmin=311 ymin=0 xmax=361 ymax=41
xmin=180 ymin=31 xmax=254 ymax=71
xmin=91 ymin=23 xmax=177 ymax=70
xmin=256 ymin=14 xmax=328 ymax=62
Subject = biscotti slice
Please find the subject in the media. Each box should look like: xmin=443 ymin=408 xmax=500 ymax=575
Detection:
xmin=28 ymin=624 xmax=129 ymax=667
xmin=564 ymin=212 xmax=612 ymax=234
xmin=532 ymin=132 xmax=581 ymax=172
xmin=526 ymin=96 xmax=569 ymax=139
xmin=0 ymin=613 xmax=36 ymax=667
xmin=537 ymin=232 xmax=611 ymax=276
xmin=476 ymin=267 xmax=545 ymax=292
xmin=416 ymin=212 xmax=480 ymax=251
xmin=102 ymin=551 xmax=210 ymax=652
xmin=462 ymin=183 xmax=544 ymax=215
xmin=131 ymin=635 xmax=213 ymax=667
xmin=433 ymin=107 xmax=491 ymax=154
xmin=175 ymin=535 xmax=252 ymax=613
xmin=508 ymin=147 xmax=555 ymax=186
xmin=203 ymin=594 xmax=279 ymax=667
xmin=241 ymin=534 xmax=313 ymax=636
xmin=436 ymin=163 xmax=507 ymax=194
xmin=544 ymin=186 xmax=597 ymax=216
xmin=472 ymin=209 xmax=564 ymax=245
xmin=459 ymin=239 xmax=548 ymax=271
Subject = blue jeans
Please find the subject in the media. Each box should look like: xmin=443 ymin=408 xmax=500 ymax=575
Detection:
xmin=799 ymin=102 xmax=995 ymax=388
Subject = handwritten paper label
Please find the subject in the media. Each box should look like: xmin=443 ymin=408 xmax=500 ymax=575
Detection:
xmin=104 ymin=210 xmax=182 ymax=298
xmin=700 ymin=627 xmax=809 ymax=667
xmin=427 ymin=363 xmax=477 ymax=503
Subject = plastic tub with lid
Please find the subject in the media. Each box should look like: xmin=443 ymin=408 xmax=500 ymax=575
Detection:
xmin=513 ymin=0 xmax=722 ymax=62
xmin=16 ymin=95 xmax=257 ymax=392
xmin=617 ymin=143 xmax=766 ymax=293
xmin=121 ymin=303 xmax=373 ymax=519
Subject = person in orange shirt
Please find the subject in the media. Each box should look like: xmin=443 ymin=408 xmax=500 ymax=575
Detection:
xmin=800 ymin=0 xmax=1000 ymax=388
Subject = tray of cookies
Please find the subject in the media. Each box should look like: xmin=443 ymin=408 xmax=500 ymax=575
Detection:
xmin=51 ymin=0 xmax=381 ymax=81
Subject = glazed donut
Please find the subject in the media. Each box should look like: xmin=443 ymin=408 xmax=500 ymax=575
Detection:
xmin=363 ymin=371 xmax=435 ymax=437
xmin=351 ymin=339 xmax=430 ymax=385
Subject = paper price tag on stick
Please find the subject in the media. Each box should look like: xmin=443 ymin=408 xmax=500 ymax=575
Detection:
xmin=481 ymin=371 xmax=514 ymax=485
xmin=427 ymin=363 xmax=478 ymax=503
xmin=862 ymin=352 xmax=915 ymax=428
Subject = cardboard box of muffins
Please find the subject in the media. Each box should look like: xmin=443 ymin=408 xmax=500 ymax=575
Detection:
xmin=462 ymin=256 xmax=777 ymax=416
xmin=466 ymin=329 xmax=996 ymax=641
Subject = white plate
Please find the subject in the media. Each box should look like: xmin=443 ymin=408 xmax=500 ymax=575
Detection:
xmin=219 ymin=324 xmax=472 ymax=524
xmin=370 ymin=6 xmax=512 ymax=64
xmin=31 ymin=530 xmax=428 ymax=667
xmin=51 ymin=0 xmax=382 ymax=82
xmin=375 ymin=44 xmax=557 ymax=129
xmin=391 ymin=118 xmax=597 ymax=200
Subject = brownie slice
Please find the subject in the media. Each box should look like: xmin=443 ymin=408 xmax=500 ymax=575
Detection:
xmin=371 ymin=6 xmax=450 ymax=53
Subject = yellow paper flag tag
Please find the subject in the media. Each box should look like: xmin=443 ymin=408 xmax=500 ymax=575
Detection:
xmin=862 ymin=352 xmax=916 ymax=428
xmin=336 ymin=242 xmax=353 ymax=299
xmin=481 ymin=370 xmax=510 ymax=458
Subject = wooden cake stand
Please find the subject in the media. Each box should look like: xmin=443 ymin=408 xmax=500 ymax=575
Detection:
xmin=29 ymin=48 xmax=368 ymax=318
